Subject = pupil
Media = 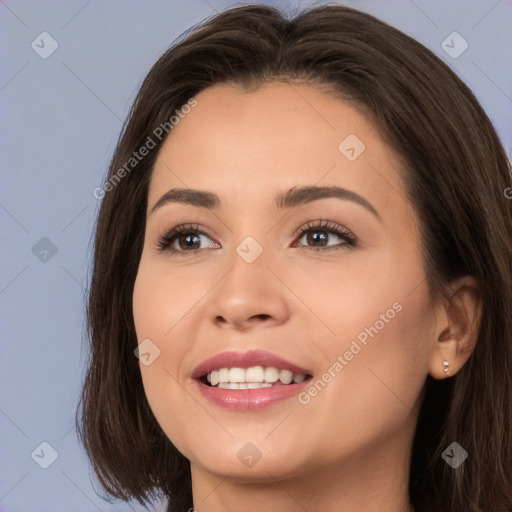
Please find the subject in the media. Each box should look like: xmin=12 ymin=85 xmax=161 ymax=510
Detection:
xmin=178 ymin=230 xmax=330 ymax=250
xmin=180 ymin=233 xmax=200 ymax=249
xmin=308 ymin=230 xmax=328 ymax=246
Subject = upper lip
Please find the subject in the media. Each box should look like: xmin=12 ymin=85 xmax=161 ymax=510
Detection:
xmin=191 ymin=349 xmax=311 ymax=380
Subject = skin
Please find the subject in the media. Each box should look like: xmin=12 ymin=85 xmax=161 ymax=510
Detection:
xmin=132 ymin=82 xmax=481 ymax=512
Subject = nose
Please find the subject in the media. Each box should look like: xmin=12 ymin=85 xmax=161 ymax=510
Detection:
xmin=206 ymin=248 xmax=291 ymax=332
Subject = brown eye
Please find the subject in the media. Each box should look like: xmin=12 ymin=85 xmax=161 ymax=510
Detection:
xmin=303 ymin=230 xmax=330 ymax=247
xmin=292 ymin=220 xmax=357 ymax=252
xmin=157 ymin=224 xmax=219 ymax=256
xmin=175 ymin=232 xmax=202 ymax=251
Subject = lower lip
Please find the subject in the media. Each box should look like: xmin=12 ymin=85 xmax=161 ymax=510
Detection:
xmin=194 ymin=379 xmax=311 ymax=410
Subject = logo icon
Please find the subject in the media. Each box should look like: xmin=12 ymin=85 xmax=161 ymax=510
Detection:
xmin=338 ymin=134 xmax=366 ymax=161
xmin=441 ymin=32 xmax=468 ymax=59
xmin=31 ymin=32 xmax=59 ymax=59
xmin=32 ymin=237 xmax=58 ymax=263
xmin=236 ymin=236 xmax=263 ymax=264
xmin=31 ymin=441 xmax=59 ymax=469
xmin=441 ymin=441 xmax=468 ymax=468
xmin=236 ymin=442 xmax=263 ymax=468
xmin=134 ymin=338 xmax=161 ymax=366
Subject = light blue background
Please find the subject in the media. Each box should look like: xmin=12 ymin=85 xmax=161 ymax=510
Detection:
xmin=1 ymin=1 xmax=511 ymax=511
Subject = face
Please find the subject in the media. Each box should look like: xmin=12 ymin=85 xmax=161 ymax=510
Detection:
xmin=132 ymin=82 xmax=437 ymax=483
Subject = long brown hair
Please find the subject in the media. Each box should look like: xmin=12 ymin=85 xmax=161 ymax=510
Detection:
xmin=76 ymin=4 xmax=512 ymax=511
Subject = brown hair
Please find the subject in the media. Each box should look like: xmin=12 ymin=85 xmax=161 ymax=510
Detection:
xmin=77 ymin=4 xmax=512 ymax=511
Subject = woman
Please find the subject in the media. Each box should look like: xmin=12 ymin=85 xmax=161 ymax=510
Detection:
xmin=77 ymin=4 xmax=512 ymax=511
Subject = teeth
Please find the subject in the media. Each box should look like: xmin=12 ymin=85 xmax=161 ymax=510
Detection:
xmin=264 ymin=367 xmax=279 ymax=382
xmin=219 ymin=368 xmax=230 ymax=383
xmin=279 ymin=369 xmax=293 ymax=384
xmin=205 ymin=366 xmax=308 ymax=388
xmin=248 ymin=382 xmax=272 ymax=389
xmin=246 ymin=366 xmax=264 ymax=382
xmin=218 ymin=382 xmax=272 ymax=389
xmin=229 ymin=367 xmax=245 ymax=382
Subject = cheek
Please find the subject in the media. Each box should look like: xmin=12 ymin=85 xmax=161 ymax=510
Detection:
xmin=132 ymin=256 xmax=209 ymax=342
xmin=132 ymin=259 xmax=211 ymax=457
xmin=291 ymin=250 xmax=434 ymax=456
xmin=309 ymin=288 xmax=434 ymax=456
xmin=132 ymin=259 xmax=197 ymax=379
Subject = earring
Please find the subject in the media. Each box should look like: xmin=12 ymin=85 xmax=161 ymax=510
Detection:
xmin=442 ymin=360 xmax=450 ymax=376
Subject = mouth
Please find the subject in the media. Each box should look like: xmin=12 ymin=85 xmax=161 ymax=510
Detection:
xmin=199 ymin=366 xmax=310 ymax=388
xmin=191 ymin=350 xmax=313 ymax=410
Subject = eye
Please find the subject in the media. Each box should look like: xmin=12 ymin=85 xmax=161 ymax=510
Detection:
xmin=291 ymin=220 xmax=356 ymax=252
xmin=157 ymin=219 xmax=357 ymax=256
xmin=157 ymin=223 xmax=219 ymax=256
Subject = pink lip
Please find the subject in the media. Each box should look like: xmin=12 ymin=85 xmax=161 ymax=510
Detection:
xmin=191 ymin=349 xmax=311 ymax=379
xmin=191 ymin=349 xmax=312 ymax=411
xmin=194 ymin=379 xmax=311 ymax=410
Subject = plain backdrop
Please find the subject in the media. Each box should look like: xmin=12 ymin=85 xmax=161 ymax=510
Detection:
xmin=1 ymin=1 xmax=511 ymax=511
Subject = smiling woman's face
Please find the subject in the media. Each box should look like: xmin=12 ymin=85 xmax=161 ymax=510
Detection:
xmin=132 ymin=82 xmax=439 ymax=487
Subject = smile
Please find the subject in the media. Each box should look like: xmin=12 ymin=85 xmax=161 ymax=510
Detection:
xmin=192 ymin=350 xmax=313 ymax=410
xmin=205 ymin=366 xmax=307 ymax=388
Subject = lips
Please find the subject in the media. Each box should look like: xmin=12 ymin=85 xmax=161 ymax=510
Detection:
xmin=191 ymin=349 xmax=311 ymax=380
xmin=191 ymin=349 xmax=313 ymax=410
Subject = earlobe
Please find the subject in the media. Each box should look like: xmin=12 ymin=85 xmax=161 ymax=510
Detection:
xmin=428 ymin=276 xmax=482 ymax=380
xmin=428 ymin=337 xmax=459 ymax=379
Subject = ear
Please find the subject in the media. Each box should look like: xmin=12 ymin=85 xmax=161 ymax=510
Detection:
xmin=428 ymin=276 xmax=482 ymax=380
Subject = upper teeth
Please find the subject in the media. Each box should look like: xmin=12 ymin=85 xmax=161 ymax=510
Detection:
xmin=206 ymin=366 xmax=307 ymax=388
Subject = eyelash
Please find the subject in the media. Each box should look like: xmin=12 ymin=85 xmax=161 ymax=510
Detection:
xmin=156 ymin=220 xmax=357 ymax=257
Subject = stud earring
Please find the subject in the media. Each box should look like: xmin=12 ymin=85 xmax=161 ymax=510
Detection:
xmin=442 ymin=360 xmax=450 ymax=376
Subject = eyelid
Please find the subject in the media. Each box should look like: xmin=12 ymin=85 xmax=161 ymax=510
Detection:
xmin=292 ymin=219 xmax=355 ymax=239
xmin=156 ymin=219 xmax=357 ymax=255
xmin=155 ymin=223 xmax=215 ymax=253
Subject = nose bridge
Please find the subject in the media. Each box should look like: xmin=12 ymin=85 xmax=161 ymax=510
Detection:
xmin=206 ymin=230 xmax=290 ymax=329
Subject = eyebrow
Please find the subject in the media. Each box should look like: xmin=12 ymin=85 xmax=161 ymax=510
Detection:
xmin=150 ymin=185 xmax=382 ymax=221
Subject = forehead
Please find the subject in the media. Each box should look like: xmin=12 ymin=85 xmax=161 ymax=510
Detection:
xmin=149 ymin=82 xmax=407 ymax=216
